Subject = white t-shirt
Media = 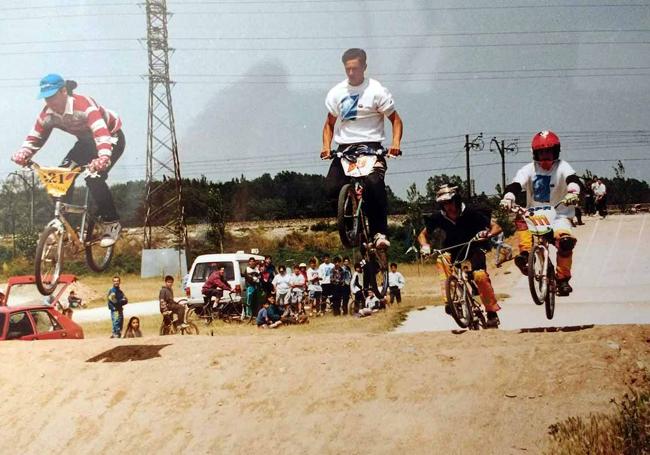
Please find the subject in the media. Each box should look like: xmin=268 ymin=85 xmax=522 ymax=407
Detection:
xmin=307 ymin=267 xmax=322 ymax=292
xmin=325 ymin=77 xmax=395 ymax=144
xmin=318 ymin=262 xmax=335 ymax=285
xmin=289 ymin=273 xmax=306 ymax=290
xmin=272 ymin=273 xmax=292 ymax=295
xmin=593 ymin=182 xmax=606 ymax=197
xmin=512 ymin=160 xmax=576 ymax=218
xmin=365 ymin=295 xmax=380 ymax=310
xmin=388 ymin=271 xmax=405 ymax=289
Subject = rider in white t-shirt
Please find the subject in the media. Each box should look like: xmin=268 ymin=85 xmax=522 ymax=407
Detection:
xmin=500 ymin=130 xmax=582 ymax=296
xmin=321 ymin=48 xmax=403 ymax=249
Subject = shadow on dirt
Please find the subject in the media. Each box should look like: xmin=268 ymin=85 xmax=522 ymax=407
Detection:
xmin=86 ymin=344 xmax=172 ymax=363
xmin=519 ymin=324 xmax=595 ymax=333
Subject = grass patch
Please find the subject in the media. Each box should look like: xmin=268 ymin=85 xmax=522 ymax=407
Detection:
xmin=545 ymin=374 xmax=650 ymax=455
xmin=78 ymin=274 xmax=169 ymax=309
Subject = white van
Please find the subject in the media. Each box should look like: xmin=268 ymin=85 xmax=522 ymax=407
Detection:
xmin=184 ymin=252 xmax=264 ymax=304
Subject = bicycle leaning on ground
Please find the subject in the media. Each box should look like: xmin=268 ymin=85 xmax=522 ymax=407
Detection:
xmin=331 ymin=145 xmax=401 ymax=298
xmin=29 ymin=161 xmax=115 ymax=295
xmin=429 ymin=239 xmax=489 ymax=330
xmin=506 ymin=202 xmax=568 ymax=320
xmin=160 ymin=298 xmax=200 ymax=335
xmin=187 ymin=292 xmax=253 ymax=325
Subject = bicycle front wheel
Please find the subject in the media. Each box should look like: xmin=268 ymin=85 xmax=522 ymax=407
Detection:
xmin=84 ymin=217 xmax=115 ymax=272
xmin=35 ymin=225 xmax=65 ymax=295
xmin=337 ymin=183 xmax=359 ymax=248
xmin=528 ymin=245 xmax=548 ymax=306
xmin=444 ymin=275 xmax=470 ymax=329
xmin=180 ymin=322 xmax=199 ymax=335
xmin=545 ymin=262 xmax=556 ymax=320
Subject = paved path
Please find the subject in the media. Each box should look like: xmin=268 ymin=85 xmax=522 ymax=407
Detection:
xmin=396 ymin=213 xmax=650 ymax=333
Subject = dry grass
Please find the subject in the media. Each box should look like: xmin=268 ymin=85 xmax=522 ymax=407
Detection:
xmin=77 ymin=274 xmax=171 ymax=309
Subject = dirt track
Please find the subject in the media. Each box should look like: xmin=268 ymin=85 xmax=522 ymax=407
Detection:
xmin=0 ymin=325 xmax=647 ymax=453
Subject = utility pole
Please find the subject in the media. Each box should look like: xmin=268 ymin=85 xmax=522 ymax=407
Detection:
xmin=490 ymin=137 xmax=518 ymax=195
xmin=464 ymin=133 xmax=483 ymax=199
xmin=142 ymin=0 xmax=188 ymax=267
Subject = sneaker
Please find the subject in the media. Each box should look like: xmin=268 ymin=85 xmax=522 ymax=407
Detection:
xmin=373 ymin=233 xmax=390 ymax=249
xmin=99 ymin=220 xmax=121 ymax=247
xmin=178 ymin=323 xmax=189 ymax=330
xmin=485 ymin=311 xmax=500 ymax=329
xmin=514 ymin=252 xmax=529 ymax=276
xmin=557 ymin=280 xmax=573 ymax=297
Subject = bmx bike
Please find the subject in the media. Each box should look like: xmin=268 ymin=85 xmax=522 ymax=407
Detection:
xmin=431 ymin=239 xmax=489 ymax=330
xmin=160 ymin=299 xmax=200 ymax=335
xmin=331 ymin=145 xmax=400 ymax=298
xmin=29 ymin=161 xmax=114 ymax=295
xmin=508 ymin=202 xmax=569 ymax=320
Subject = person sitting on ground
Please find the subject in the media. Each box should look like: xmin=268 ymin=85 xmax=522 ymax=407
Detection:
xmin=123 ymin=316 xmax=142 ymax=338
xmin=388 ymin=262 xmax=405 ymax=305
xmin=68 ymin=290 xmax=86 ymax=308
xmin=266 ymin=294 xmax=283 ymax=323
xmin=358 ymin=289 xmax=382 ymax=317
xmin=62 ymin=308 xmax=74 ymax=319
xmin=256 ymin=299 xmax=282 ymax=329
xmin=202 ymin=265 xmax=232 ymax=307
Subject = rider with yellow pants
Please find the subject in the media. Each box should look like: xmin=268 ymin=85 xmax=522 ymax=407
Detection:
xmin=418 ymin=185 xmax=503 ymax=328
xmin=500 ymin=130 xmax=581 ymax=296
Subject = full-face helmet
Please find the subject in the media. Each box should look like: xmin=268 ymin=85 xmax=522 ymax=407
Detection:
xmin=531 ymin=130 xmax=561 ymax=161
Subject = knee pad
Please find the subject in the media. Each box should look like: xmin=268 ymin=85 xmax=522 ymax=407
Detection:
xmin=558 ymin=235 xmax=577 ymax=254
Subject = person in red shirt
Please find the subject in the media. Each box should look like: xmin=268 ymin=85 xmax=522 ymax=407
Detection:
xmin=12 ymin=73 xmax=125 ymax=247
xmin=202 ymin=265 xmax=232 ymax=306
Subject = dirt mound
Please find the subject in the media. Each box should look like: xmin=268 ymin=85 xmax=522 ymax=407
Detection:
xmin=0 ymin=325 xmax=647 ymax=453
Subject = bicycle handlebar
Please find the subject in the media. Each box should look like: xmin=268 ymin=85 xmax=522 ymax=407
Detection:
xmin=323 ymin=147 xmax=402 ymax=160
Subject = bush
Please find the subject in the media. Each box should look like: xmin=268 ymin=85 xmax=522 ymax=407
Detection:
xmin=546 ymin=375 xmax=650 ymax=454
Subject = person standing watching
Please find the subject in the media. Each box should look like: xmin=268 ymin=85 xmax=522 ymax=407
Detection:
xmin=388 ymin=262 xmax=405 ymax=304
xmin=321 ymin=48 xmax=403 ymax=249
xmin=107 ymin=275 xmax=128 ymax=338
xmin=593 ymin=177 xmax=608 ymax=218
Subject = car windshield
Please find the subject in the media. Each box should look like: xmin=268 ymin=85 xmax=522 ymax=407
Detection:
xmin=5 ymin=284 xmax=56 ymax=307
xmin=192 ymin=262 xmax=235 ymax=282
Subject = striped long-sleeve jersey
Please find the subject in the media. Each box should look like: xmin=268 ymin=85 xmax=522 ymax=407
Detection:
xmin=22 ymin=94 xmax=122 ymax=157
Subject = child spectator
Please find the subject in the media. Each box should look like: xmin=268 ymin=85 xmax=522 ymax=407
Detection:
xmin=256 ymin=299 xmax=282 ymax=329
xmin=307 ymin=258 xmax=323 ymax=316
xmin=272 ymin=265 xmax=292 ymax=306
xmin=266 ymin=295 xmax=283 ymax=323
xmin=245 ymin=257 xmax=261 ymax=318
xmin=358 ymin=289 xmax=381 ymax=317
xmin=260 ymin=255 xmax=276 ymax=296
xmin=490 ymin=232 xmax=513 ymax=268
xmin=318 ymin=254 xmax=334 ymax=310
xmin=68 ymin=290 xmax=86 ymax=308
xmin=62 ymin=308 xmax=74 ymax=319
xmin=350 ymin=262 xmax=364 ymax=314
xmin=341 ymin=257 xmax=353 ymax=315
xmin=289 ymin=264 xmax=306 ymax=312
xmin=388 ymin=263 xmax=405 ymax=304
xmin=330 ymin=256 xmax=346 ymax=316
xmin=123 ymin=316 xmax=142 ymax=338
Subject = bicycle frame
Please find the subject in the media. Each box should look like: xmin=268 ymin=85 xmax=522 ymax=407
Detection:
xmin=48 ymin=190 xmax=91 ymax=249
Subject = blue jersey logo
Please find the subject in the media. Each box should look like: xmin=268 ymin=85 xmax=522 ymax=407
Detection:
xmin=533 ymin=175 xmax=551 ymax=202
xmin=340 ymin=94 xmax=359 ymax=120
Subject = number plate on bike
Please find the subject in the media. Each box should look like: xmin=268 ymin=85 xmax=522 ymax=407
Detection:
xmin=525 ymin=206 xmax=556 ymax=235
xmin=341 ymin=155 xmax=378 ymax=178
xmin=37 ymin=167 xmax=80 ymax=197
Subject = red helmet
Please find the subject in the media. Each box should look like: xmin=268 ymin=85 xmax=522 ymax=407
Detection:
xmin=531 ymin=130 xmax=561 ymax=161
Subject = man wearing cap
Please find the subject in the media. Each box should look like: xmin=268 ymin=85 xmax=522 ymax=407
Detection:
xmin=12 ymin=74 xmax=125 ymax=247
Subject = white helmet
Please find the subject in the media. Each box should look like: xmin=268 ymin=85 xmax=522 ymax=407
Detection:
xmin=435 ymin=184 xmax=459 ymax=203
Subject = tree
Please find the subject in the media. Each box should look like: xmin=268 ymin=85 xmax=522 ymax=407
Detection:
xmin=205 ymin=186 xmax=227 ymax=253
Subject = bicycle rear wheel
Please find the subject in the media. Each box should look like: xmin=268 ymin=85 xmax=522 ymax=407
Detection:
xmin=444 ymin=275 xmax=470 ymax=329
xmin=84 ymin=217 xmax=114 ymax=272
xmin=35 ymin=225 xmax=65 ymax=295
xmin=528 ymin=245 xmax=547 ymax=306
xmin=545 ymin=262 xmax=556 ymax=320
xmin=180 ymin=322 xmax=199 ymax=335
xmin=337 ymin=183 xmax=358 ymax=248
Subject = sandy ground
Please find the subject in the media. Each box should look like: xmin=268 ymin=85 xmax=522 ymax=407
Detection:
xmin=1 ymin=214 xmax=649 ymax=453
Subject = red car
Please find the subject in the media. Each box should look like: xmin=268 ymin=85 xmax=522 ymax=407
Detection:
xmin=0 ymin=275 xmax=84 ymax=341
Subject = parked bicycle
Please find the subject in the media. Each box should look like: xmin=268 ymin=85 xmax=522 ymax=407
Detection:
xmin=332 ymin=146 xmax=400 ymax=298
xmin=160 ymin=298 xmax=199 ymax=335
xmin=30 ymin=161 xmax=114 ymax=295
xmin=508 ymin=202 xmax=563 ymax=320
xmin=430 ymin=239 xmax=488 ymax=330
xmin=187 ymin=292 xmax=252 ymax=325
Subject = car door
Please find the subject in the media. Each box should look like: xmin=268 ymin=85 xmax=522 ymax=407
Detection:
xmin=6 ymin=311 xmax=37 ymax=340
xmin=29 ymin=309 xmax=66 ymax=340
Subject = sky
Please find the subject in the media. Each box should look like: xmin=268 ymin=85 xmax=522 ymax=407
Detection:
xmin=1 ymin=0 xmax=649 ymax=199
